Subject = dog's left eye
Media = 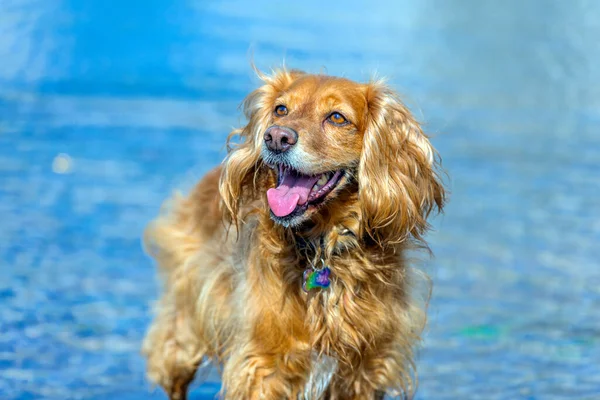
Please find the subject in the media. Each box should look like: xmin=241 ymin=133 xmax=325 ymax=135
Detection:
xmin=327 ymin=112 xmax=348 ymax=126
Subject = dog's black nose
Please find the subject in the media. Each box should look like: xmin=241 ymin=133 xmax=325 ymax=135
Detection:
xmin=264 ymin=126 xmax=298 ymax=153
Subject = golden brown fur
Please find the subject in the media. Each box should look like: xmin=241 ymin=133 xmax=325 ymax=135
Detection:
xmin=142 ymin=69 xmax=446 ymax=399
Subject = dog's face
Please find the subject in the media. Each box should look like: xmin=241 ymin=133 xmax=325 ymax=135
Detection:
xmin=221 ymin=70 xmax=445 ymax=243
xmin=261 ymin=75 xmax=368 ymax=226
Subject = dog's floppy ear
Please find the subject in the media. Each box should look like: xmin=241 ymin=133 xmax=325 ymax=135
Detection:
xmin=359 ymin=81 xmax=445 ymax=244
xmin=219 ymin=68 xmax=305 ymax=225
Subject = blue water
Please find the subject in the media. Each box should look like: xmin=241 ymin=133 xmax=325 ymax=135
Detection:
xmin=1 ymin=1 xmax=599 ymax=399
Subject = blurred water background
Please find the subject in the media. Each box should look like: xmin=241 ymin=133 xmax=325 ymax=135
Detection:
xmin=1 ymin=0 xmax=599 ymax=399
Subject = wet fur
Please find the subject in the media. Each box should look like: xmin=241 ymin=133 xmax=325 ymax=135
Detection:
xmin=142 ymin=69 xmax=446 ymax=399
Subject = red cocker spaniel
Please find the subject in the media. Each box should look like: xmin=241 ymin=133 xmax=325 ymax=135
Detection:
xmin=142 ymin=69 xmax=446 ymax=400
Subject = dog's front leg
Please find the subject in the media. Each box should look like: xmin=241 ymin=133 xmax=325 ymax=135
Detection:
xmin=143 ymin=303 xmax=202 ymax=400
xmin=328 ymin=345 xmax=415 ymax=400
xmin=220 ymin=285 xmax=312 ymax=399
xmin=222 ymin=340 xmax=312 ymax=400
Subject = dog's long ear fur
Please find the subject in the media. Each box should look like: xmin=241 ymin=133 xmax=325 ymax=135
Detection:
xmin=359 ymin=81 xmax=446 ymax=245
xmin=219 ymin=69 xmax=305 ymax=225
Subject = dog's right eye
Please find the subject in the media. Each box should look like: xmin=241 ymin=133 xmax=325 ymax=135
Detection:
xmin=274 ymin=105 xmax=288 ymax=116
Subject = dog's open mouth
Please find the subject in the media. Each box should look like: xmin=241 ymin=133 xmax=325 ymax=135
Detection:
xmin=266 ymin=164 xmax=344 ymax=218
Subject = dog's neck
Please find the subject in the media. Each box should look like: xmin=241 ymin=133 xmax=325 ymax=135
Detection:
xmin=289 ymin=190 xmax=363 ymax=255
xmin=291 ymin=217 xmax=359 ymax=259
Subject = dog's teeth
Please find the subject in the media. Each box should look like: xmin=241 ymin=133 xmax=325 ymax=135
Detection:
xmin=317 ymin=175 xmax=328 ymax=186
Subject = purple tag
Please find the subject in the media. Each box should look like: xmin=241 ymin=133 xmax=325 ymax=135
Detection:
xmin=302 ymin=267 xmax=331 ymax=292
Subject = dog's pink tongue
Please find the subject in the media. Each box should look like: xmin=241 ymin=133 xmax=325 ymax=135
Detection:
xmin=267 ymin=172 xmax=319 ymax=217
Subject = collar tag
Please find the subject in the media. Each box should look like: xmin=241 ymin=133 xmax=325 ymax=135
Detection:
xmin=302 ymin=266 xmax=331 ymax=292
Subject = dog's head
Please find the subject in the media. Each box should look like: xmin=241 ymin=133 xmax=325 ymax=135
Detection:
xmin=220 ymin=69 xmax=445 ymax=243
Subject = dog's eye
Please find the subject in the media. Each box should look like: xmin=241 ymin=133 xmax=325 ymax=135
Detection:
xmin=327 ymin=112 xmax=348 ymax=126
xmin=274 ymin=105 xmax=288 ymax=116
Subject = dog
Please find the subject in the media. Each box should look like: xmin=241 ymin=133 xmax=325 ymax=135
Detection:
xmin=142 ymin=68 xmax=446 ymax=399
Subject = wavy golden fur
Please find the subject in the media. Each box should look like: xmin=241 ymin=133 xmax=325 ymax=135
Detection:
xmin=142 ymin=68 xmax=446 ymax=400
